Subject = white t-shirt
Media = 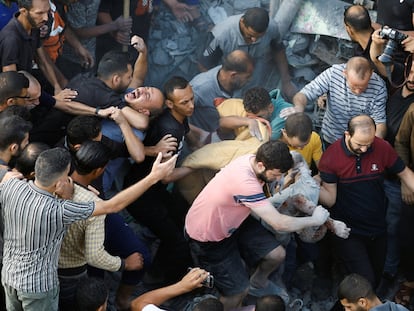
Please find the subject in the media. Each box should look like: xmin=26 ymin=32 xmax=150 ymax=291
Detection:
xmin=142 ymin=304 xmax=166 ymax=311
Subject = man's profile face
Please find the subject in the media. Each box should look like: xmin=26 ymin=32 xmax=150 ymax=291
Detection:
xmin=26 ymin=0 xmax=50 ymax=29
xmin=24 ymin=83 xmax=41 ymax=109
xmin=240 ymin=18 xmax=265 ymax=44
xmin=257 ymin=167 xmax=285 ymax=183
xmin=114 ymin=64 xmax=133 ymax=93
xmin=404 ymin=62 xmax=414 ymax=92
xmin=340 ymin=299 xmax=366 ymax=311
xmin=284 ymin=134 xmax=310 ymax=150
xmin=12 ymin=133 xmax=30 ymax=158
xmin=246 ymin=104 xmax=274 ymax=121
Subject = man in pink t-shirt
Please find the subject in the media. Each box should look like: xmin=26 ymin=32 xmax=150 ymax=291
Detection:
xmin=185 ymin=141 xmax=330 ymax=310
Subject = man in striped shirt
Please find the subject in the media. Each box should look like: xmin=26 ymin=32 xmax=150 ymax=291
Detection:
xmin=280 ymin=56 xmax=387 ymax=147
xmin=0 ymin=147 xmax=176 ymax=311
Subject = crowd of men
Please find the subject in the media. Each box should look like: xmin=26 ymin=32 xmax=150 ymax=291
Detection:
xmin=1 ymin=1 xmax=414 ymax=311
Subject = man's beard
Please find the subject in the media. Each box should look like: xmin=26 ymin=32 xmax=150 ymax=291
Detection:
xmin=27 ymin=12 xmax=45 ymax=29
xmin=405 ymin=81 xmax=414 ymax=92
xmin=348 ymin=139 xmax=364 ymax=155
xmin=257 ymin=172 xmax=271 ymax=183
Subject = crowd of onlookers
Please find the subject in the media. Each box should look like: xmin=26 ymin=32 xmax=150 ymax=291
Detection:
xmin=1 ymin=1 xmax=414 ymax=311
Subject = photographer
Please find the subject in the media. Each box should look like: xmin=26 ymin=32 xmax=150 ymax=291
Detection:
xmin=370 ymin=28 xmax=414 ymax=83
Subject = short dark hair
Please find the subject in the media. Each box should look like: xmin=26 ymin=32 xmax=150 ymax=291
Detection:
xmin=17 ymin=0 xmax=33 ymax=9
xmin=193 ymin=297 xmax=223 ymax=311
xmin=76 ymin=277 xmax=108 ymax=311
xmin=0 ymin=115 xmax=32 ymax=151
xmin=338 ymin=273 xmax=376 ymax=303
xmin=256 ymin=141 xmax=293 ymax=173
xmin=15 ymin=142 xmax=50 ymax=178
xmin=344 ymin=5 xmax=372 ymax=31
xmin=347 ymin=114 xmax=376 ymax=136
xmin=0 ymin=105 xmax=31 ymax=121
xmin=97 ymin=50 xmax=131 ymax=80
xmin=242 ymin=7 xmax=269 ymax=33
xmin=67 ymin=116 xmax=101 ymax=146
xmin=164 ymin=76 xmax=189 ymax=101
xmin=222 ymin=50 xmax=254 ymax=73
xmin=243 ymin=87 xmax=271 ymax=114
xmin=256 ymin=295 xmax=286 ymax=311
xmin=0 ymin=71 xmax=29 ymax=106
xmin=75 ymin=141 xmax=111 ymax=175
xmin=35 ymin=147 xmax=71 ymax=187
xmin=284 ymin=112 xmax=313 ymax=142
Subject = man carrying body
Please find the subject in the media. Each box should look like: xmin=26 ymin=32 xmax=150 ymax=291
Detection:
xmin=185 ymin=141 xmax=329 ymax=310
xmin=318 ymin=115 xmax=414 ymax=288
xmin=281 ymin=56 xmax=387 ymax=147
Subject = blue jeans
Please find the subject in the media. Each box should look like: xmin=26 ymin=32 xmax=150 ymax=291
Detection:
xmin=3 ymin=284 xmax=59 ymax=311
xmin=383 ymin=178 xmax=402 ymax=276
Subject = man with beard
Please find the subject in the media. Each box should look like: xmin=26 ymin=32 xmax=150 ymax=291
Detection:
xmin=318 ymin=115 xmax=414 ymax=290
xmin=189 ymin=50 xmax=254 ymax=134
xmin=0 ymin=115 xmax=31 ymax=168
xmin=0 ymin=0 xmax=65 ymax=94
xmin=338 ymin=273 xmax=408 ymax=311
xmin=185 ymin=141 xmax=330 ymax=311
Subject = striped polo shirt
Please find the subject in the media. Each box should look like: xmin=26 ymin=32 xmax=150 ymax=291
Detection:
xmin=0 ymin=178 xmax=94 ymax=293
xmin=301 ymin=63 xmax=387 ymax=144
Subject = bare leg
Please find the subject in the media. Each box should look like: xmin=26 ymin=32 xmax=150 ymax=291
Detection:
xmin=250 ymin=246 xmax=286 ymax=288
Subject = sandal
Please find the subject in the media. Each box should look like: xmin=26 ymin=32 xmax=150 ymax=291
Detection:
xmin=394 ymin=282 xmax=414 ymax=308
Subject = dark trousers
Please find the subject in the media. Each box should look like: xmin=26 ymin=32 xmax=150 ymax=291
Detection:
xmin=88 ymin=213 xmax=151 ymax=285
xmin=126 ymin=188 xmax=193 ymax=283
xmin=399 ymin=202 xmax=414 ymax=281
xmin=331 ymin=232 xmax=386 ymax=287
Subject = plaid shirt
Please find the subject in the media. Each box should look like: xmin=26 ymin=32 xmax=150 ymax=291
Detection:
xmin=58 ymin=184 xmax=121 ymax=271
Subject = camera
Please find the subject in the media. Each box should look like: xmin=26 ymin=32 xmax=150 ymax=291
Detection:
xmin=377 ymin=27 xmax=408 ymax=65
xmin=187 ymin=267 xmax=214 ymax=288
xmin=202 ymin=274 xmax=214 ymax=288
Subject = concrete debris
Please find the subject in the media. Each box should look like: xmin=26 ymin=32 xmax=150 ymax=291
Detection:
xmin=207 ymin=6 xmax=228 ymax=25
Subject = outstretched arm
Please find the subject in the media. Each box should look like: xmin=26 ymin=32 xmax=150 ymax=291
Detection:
xmin=129 ymin=36 xmax=148 ymax=89
xmin=93 ymin=153 xmax=177 ymax=216
xmin=131 ymin=267 xmax=209 ymax=310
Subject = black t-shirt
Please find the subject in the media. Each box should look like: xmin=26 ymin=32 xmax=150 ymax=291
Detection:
xmin=124 ymin=109 xmax=189 ymax=188
xmin=386 ymin=88 xmax=414 ymax=147
xmin=377 ymin=0 xmax=414 ymax=30
xmin=66 ymin=73 xmax=126 ymax=109
xmin=0 ymin=14 xmax=41 ymax=71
